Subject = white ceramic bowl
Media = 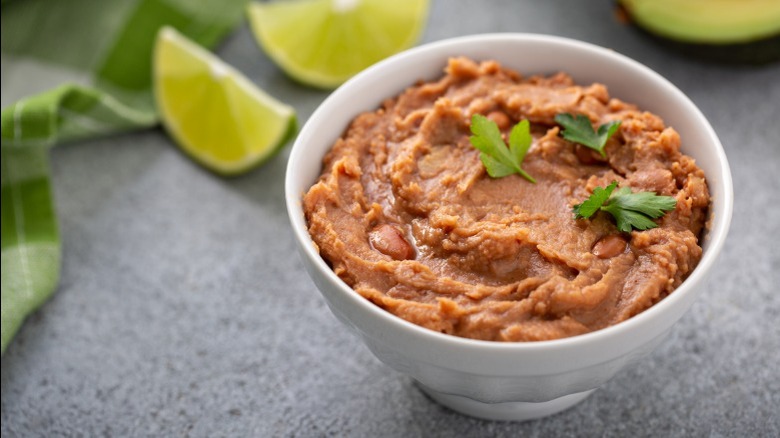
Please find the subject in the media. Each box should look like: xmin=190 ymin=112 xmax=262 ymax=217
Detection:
xmin=285 ymin=34 xmax=733 ymax=421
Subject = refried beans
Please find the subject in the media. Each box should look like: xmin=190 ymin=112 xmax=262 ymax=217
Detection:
xmin=303 ymin=57 xmax=710 ymax=342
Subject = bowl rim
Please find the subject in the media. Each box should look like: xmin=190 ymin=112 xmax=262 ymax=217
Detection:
xmin=285 ymin=32 xmax=733 ymax=353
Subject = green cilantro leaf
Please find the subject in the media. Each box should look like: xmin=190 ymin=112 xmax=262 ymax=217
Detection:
xmin=573 ymin=181 xmax=618 ymax=219
xmin=554 ymin=113 xmax=621 ymax=158
xmin=573 ymin=182 xmax=677 ymax=232
xmin=601 ymin=205 xmax=661 ymax=232
xmin=608 ymin=188 xmax=679 ymax=219
xmin=469 ymin=114 xmax=536 ymax=183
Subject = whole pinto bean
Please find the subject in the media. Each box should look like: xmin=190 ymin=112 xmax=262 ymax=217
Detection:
xmin=487 ymin=110 xmax=511 ymax=130
xmin=593 ymin=234 xmax=628 ymax=259
xmin=369 ymin=224 xmax=416 ymax=261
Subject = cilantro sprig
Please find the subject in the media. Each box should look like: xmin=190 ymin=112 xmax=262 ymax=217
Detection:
xmin=469 ymin=114 xmax=536 ymax=183
xmin=574 ymin=181 xmax=677 ymax=232
xmin=554 ymin=113 xmax=621 ymax=158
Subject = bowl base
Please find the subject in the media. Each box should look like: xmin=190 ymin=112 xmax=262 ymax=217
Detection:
xmin=417 ymin=384 xmax=595 ymax=421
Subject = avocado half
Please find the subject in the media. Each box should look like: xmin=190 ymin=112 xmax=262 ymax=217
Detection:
xmin=619 ymin=0 xmax=780 ymax=64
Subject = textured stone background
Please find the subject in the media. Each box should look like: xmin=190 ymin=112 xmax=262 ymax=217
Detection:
xmin=2 ymin=1 xmax=779 ymax=436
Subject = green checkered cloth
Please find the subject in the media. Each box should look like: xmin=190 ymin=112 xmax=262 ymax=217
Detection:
xmin=1 ymin=0 xmax=249 ymax=353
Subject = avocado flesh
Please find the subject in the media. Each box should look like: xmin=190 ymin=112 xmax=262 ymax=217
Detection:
xmin=620 ymin=0 xmax=780 ymax=44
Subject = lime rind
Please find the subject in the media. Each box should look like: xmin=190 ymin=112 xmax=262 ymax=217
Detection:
xmin=153 ymin=27 xmax=297 ymax=175
xmin=247 ymin=0 xmax=430 ymax=89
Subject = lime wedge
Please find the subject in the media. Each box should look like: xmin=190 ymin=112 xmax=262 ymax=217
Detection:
xmin=247 ymin=0 xmax=430 ymax=89
xmin=153 ymin=27 xmax=297 ymax=175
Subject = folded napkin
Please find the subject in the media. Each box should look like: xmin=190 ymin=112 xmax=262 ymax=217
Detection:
xmin=1 ymin=0 xmax=249 ymax=353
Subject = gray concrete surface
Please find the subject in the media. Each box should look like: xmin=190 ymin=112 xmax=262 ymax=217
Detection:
xmin=2 ymin=1 xmax=779 ymax=436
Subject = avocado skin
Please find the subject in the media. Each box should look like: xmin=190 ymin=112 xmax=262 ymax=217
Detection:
xmin=617 ymin=2 xmax=780 ymax=65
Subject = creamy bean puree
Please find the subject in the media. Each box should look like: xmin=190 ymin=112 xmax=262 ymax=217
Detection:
xmin=303 ymin=58 xmax=710 ymax=341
